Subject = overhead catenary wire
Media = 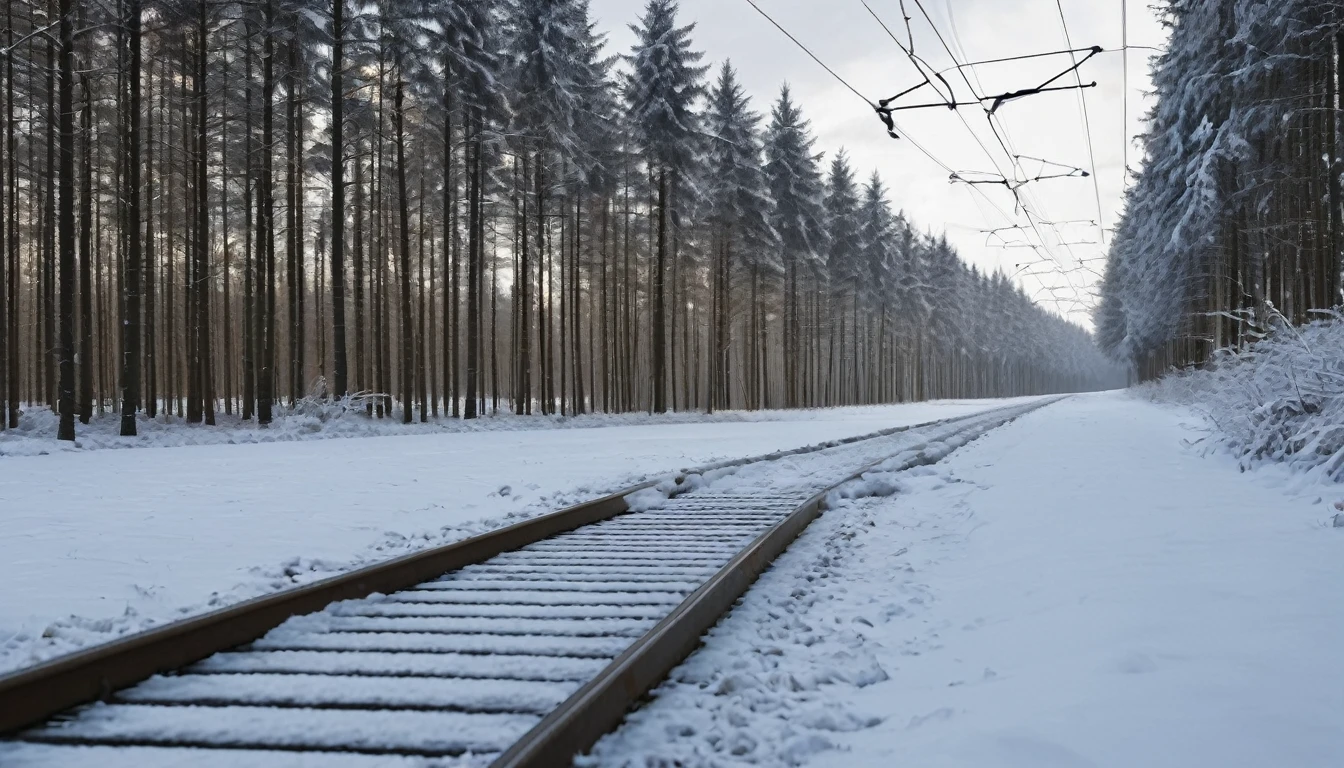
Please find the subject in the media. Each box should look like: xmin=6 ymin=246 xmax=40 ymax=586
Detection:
xmin=934 ymin=46 xmax=1105 ymax=76
xmin=743 ymin=0 xmax=1059 ymax=311
xmin=1121 ymin=0 xmax=1129 ymax=188
xmin=747 ymin=0 xmax=1049 ymax=315
xmin=1054 ymin=0 xmax=1107 ymax=244
xmin=744 ymin=0 xmax=967 ymax=179
xmin=907 ymin=0 xmax=1096 ymax=313
xmin=928 ymin=0 xmax=1103 ymax=317
xmin=748 ymin=0 xmax=1099 ymax=322
xmin=741 ymin=0 xmax=874 ymax=110
xmin=863 ymin=0 xmax=1029 ymax=218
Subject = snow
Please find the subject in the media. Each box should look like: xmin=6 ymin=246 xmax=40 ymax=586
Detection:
xmin=0 ymin=402 xmax=1050 ymax=768
xmin=1144 ymin=314 xmax=1344 ymax=483
xmin=190 ymin=649 xmax=609 ymax=681
xmin=586 ymin=392 xmax=1344 ymax=767
xmin=0 ymin=744 xmax=436 ymax=768
xmin=0 ymin=399 xmax=1031 ymax=675
xmin=0 ymin=397 xmax=1024 ymax=457
xmin=118 ymin=673 xmax=575 ymax=714
xmin=21 ymin=704 xmax=534 ymax=754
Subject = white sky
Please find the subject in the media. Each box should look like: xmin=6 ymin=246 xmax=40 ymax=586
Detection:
xmin=589 ymin=0 xmax=1168 ymax=328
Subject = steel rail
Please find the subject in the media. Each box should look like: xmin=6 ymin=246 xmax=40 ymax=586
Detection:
xmin=494 ymin=396 xmax=1062 ymax=766
xmin=0 ymin=403 xmax=1028 ymax=736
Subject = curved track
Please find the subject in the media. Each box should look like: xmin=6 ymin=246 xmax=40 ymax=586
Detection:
xmin=0 ymin=398 xmax=1059 ymax=767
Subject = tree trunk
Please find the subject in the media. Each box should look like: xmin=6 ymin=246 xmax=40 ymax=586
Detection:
xmin=4 ymin=4 xmax=15 ymax=429
xmin=118 ymin=0 xmax=142 ymax=436
xmin=517 ymin=151 xmax=531 ymax=415
xmin=286 ymin=37 xmax=301 ymax=406
xmin=56 ymin=0 xmax=75 ymax=440
xmin=572 ymin=194 xmax=585 ymax=414
xmin=196 ymin=15 xmax=214 ymax=425
xmin=242 ymin=30 xmax=255 ymax=420
xmin=463 ymin=110 xmax=481 ymax=420
xmin=330 ymin=0 xmax=348 ymax=398
xmin=447 ymin=95 xmax=459 ymax=417
xmin=258 ymin=0 xmax=276 ymax=424
xmin=142 ymin=59 xmax=157 ymax=419
xmin=0 ymin=12 xmax=6 ymax=431
xmin=394 ymin=70 xmax=413 ymax=423
xmin=353 ymin=133 xmax=365 ymax=400
xmin=652 ymin=167 xmax=667 ymax=413
xmin=78 ymin=66 xmax=92 ymax=423
xmin=417 ymin=156 xmax=427 ymax=421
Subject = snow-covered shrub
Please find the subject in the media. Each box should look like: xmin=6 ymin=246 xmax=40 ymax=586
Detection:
xmin=1144 ymin=310 xmax=1344 ymax=480
xmin=289 ymin=378 xmax=386 ymax=423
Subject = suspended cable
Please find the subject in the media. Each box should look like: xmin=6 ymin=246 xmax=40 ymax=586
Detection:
xmin=863 ymin=0 xmax=957 ymax=107
xmin=743 ymin=0 xmax=969 ymax=196
xmin=753 ymin=0 xmax=1097 ymax=316
xmin=933 ymin=46 xmax=1105 ymax=75
xmin=1054 ymin=0 xmax=1107 ymax=243
xmin=908 ymin=0 xmax=1093 ymax=308
xmin=741 ymin=0 xmax=874 ymax=109
xmin=1121 ymin=0 xmax=1129 ymax=188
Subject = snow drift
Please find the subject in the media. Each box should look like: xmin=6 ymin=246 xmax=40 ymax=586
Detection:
xmin=1144 ymin=312 xmax=1344 ymax=481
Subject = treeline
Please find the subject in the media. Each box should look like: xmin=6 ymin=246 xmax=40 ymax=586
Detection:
xmin=1099 ymin=0 xmax=1344 ymax=378
xmin=0 ymin=0 xmax=1115 ymax=440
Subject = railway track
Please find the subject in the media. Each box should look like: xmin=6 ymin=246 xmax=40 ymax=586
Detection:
xmin=0 ymin=398 xmax=1060 ymax=767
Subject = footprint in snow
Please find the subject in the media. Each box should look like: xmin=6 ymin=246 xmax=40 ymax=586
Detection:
xmin=1116 ymin=651 xmax=1158 ymax=674
xmin=907 ymin=707 xmax=956 ymax=729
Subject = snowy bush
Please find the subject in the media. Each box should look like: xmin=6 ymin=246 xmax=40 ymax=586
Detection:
xmin=289 ymin=378 xmax=386 ymax=423
xmin=1144 ymin=311 xmax=1344 ymax=480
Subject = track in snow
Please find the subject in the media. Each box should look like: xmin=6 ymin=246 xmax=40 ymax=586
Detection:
xmin=0 ymin=399 xmax=1057 ymax=767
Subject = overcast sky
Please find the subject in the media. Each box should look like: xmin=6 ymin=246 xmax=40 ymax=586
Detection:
xmin=588 ymin=0 xmax=1168 ymax=329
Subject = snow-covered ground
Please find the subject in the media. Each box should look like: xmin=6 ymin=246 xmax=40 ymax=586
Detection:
xmin=0 ymin=402 xmax=1048 ymax=768
xmin=1146 ymin=315 xmax=1344 ymax=486
xmin=0 ymin=398 xmax=1030 ymax=675
xmin=587 ymin=392 xmax=1344 ymax=768
xmin=0 ymin=397 xmax=1040 ymax=457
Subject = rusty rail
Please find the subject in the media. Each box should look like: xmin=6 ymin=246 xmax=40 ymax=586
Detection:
xmin=0 ymin=405 xmax=1022 ymax=736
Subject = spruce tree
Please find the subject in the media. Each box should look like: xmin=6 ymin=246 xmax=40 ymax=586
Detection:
xmin=763 ymin=85 xmax=826 ymax=408
xmin=625 ymin=0 xmax=706 ymax=412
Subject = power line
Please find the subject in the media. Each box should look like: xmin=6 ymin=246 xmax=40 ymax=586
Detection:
xmin=908 ymin=0 xmax=1093 ymax=309
xmin=929 ymin=0 xmax=1100 ymax=311
xmin=865 ymin=1 xmax=1022 ymax=214
xmin=941 ymin=0 xmax=991 ymax=97
xmin=749 ymin=0 xmax=1043 ymax=307
xmin=934 ymin=46 xmax=1103 ymax=75
xmin=744 ymin=0 xmax=980 ymax=186
xmin=741 ymin=0 xmax=874 ymax=109
xmin=939 ymin=5 xmax=1100 ymax=242
xmin=744 ymin=0 xmax=964 ymax=180
xmin=751 ymin=0 xmax=1098 ymax=317
xmin=1121 ymin=0 xmax=1129 ymax=188
xmin=1054 ymin=0 xmax=1106 ymax=244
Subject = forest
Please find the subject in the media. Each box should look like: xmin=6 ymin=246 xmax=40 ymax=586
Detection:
xmin=1099 ymin=0 xmax=1344 ymax=378
xmin=0 ymin=0 xmax=1116 ymax=441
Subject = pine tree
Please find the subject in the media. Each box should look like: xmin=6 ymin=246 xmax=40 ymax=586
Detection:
xmin=1097 ymin=0 xmax=1342 ymax=378
xmin=0 ymin=0 xmax=1125 ymax=439
xmin=625 ymin=0 xmax=706 ymax=413
xmin=705 ymin=62 xmax=775 ymax=411
xmin=762 ymin=85 xmax=826 ymax=408
xmin=823 ymin=149 xmax=859 ymax=405
xmin=857 ymin=171 xmax=894 ymax=403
